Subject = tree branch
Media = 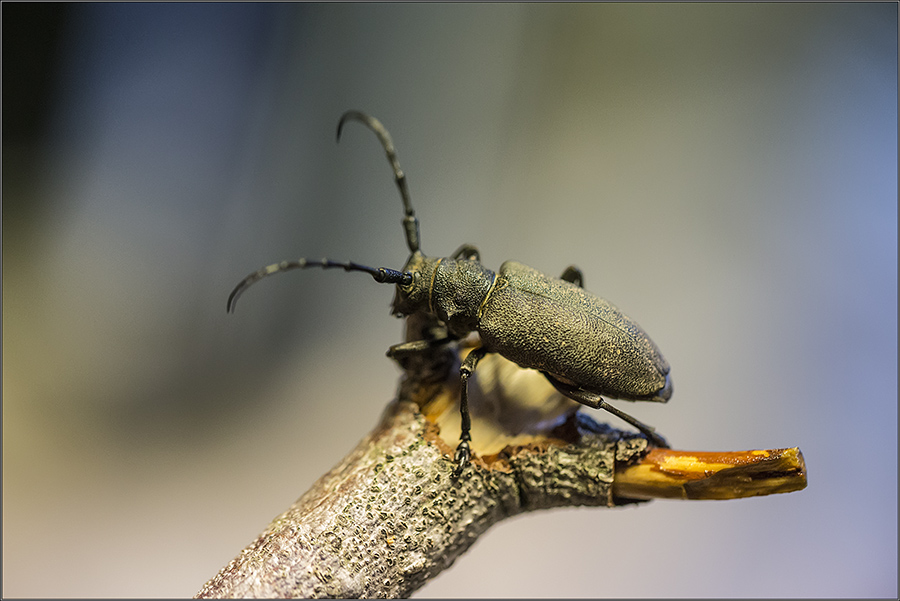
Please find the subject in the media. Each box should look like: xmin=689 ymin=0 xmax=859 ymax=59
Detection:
xmin=197 ymin=319 xmax=807 ymax=598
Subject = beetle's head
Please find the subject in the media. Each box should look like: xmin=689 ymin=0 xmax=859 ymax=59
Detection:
xmin=391 ymin=251 xmax=439 ymax=318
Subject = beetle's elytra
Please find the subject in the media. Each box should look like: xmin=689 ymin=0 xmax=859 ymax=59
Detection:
xmin=228 ymin=110 xmax=672 ymax=476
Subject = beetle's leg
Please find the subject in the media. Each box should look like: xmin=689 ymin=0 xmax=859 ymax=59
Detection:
xmin=560 ymin=265 xmax=584 ymax=287
xmin=451 ymin=244 xmax=480 ymax=262
xmin=387 ymin=338 xmax=450 ymax=358
xmin=387 ymin=318 xmax=453 ymax=359
xmin=453 ymin=345 xmax=489 ymax=477
xmin=542 ymin=373 xmax=669 ymax=448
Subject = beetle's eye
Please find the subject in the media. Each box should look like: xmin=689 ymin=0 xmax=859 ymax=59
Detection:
xmin=398 ymin=272 xmax=414 ymax=290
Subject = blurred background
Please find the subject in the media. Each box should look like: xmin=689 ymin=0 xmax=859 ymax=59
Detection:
xmin=3 ymin=3 xmax=896 ymax=597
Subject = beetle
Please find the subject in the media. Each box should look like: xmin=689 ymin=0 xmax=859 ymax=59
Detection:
xmin=228 ymin=110 xmax=672 ymax=476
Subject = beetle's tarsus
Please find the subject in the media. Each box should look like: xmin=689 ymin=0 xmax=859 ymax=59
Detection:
xmin=452 ymin=441 xmax=471 ymax=478
xmin=647 ymin=431 xmax=670 ymax=449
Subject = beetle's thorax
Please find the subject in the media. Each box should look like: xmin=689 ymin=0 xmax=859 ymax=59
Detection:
xmin=431 ymin=258 xmax=496 ymax=337
xmin=392 ymin=252 xmax=496 ymax=338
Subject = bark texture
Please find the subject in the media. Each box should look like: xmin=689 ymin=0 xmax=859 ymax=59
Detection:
xmin=196 ymin=396 xmax=647 ymax=598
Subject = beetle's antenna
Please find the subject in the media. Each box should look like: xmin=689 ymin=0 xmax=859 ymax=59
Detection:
xmin=227 ymin=259 xmax=411 ymax=313
xmin=337 ymin=111 xmax=421 ymax=254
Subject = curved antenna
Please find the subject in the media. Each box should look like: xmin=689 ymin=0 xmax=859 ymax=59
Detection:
xmin=337 ymin=111 xmax=421 ymax=254
xmin=227 ymin=258 xmax=411 ymax=313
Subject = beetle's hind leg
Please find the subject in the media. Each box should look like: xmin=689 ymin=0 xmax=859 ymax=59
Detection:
xmin=560 ymin=265 xmax=584 ymax=287
xmin=543 ymin=373 xmax=669 ymax=448
xmin=453 ymin=345 xmax=489 ymax=477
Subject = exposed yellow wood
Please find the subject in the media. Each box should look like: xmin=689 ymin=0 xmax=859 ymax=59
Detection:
xmin=614 ymin=447 xmax=807 ymax=500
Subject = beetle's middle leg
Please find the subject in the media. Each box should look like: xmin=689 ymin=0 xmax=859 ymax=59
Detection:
xmin=452 ymin=244 xmax=480 ymax=262
xmin=543 ymin=373 xmax=670 ymax=448
xmin=560 ymin=265 xmax=584 ymax=287
xmin=453 ymin=345 xmax=489 ymax=477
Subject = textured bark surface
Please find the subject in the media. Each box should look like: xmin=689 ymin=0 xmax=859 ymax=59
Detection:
xmin=195 ymin=396 xmax=648 ymax=599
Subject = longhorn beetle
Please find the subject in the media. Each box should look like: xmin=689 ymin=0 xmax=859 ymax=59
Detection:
xmin=228 ymin=110 xmax=672 ymax=477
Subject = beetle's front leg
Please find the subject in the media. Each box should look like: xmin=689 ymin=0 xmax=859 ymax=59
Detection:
xmin=386 ymin=333 xmax=457 ymax=380
xmin=453 ymin=345 xmax=489 ymax=477
xmin=387 ymin=338 xmax=449 ymax=357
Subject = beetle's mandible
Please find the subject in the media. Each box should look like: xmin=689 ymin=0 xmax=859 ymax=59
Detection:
xmin=228 ymin=110 xmax=672 ymax=477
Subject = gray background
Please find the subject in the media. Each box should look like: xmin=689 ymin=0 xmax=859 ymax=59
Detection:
xmin=3 ymin=3 xmax=896 ymax=597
